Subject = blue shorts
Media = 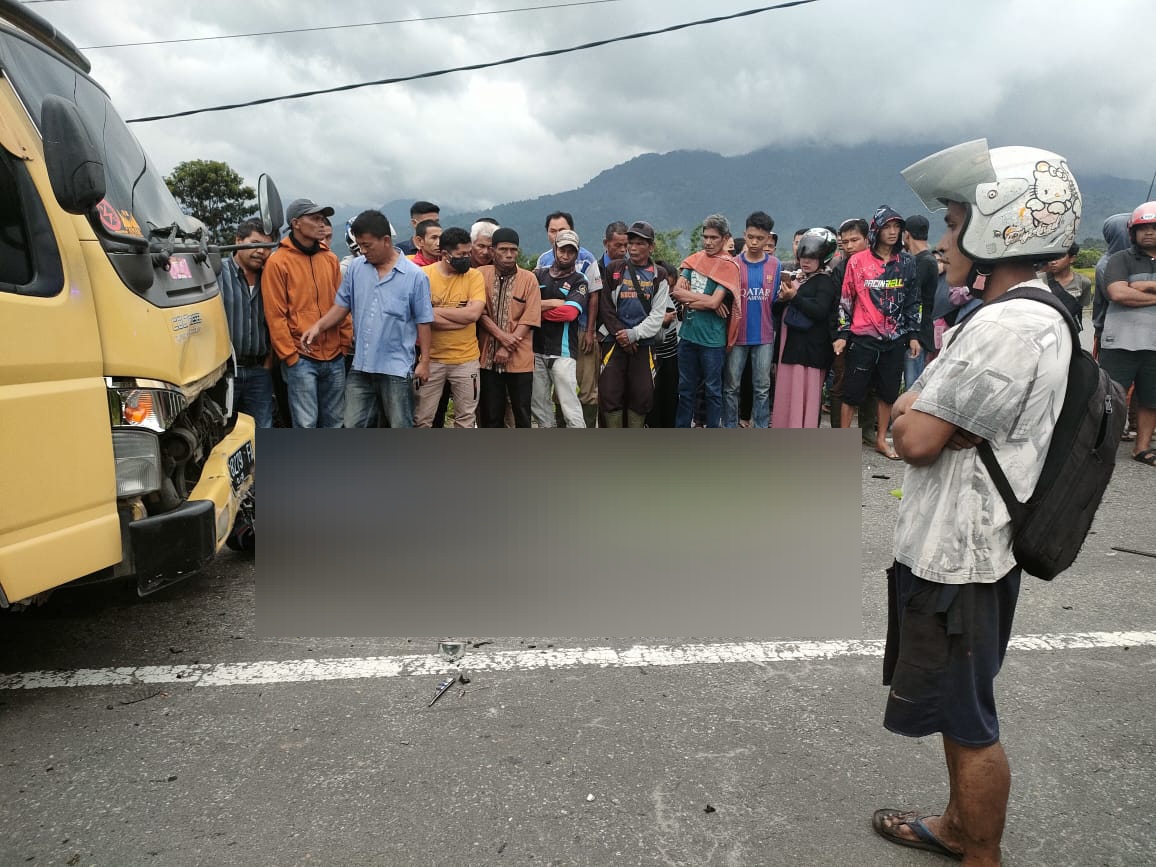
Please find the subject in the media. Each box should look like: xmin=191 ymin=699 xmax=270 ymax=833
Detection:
xmin=882 ymin=561 xmax=1021 ymax=747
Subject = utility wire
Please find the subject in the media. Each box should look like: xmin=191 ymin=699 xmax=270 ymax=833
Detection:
xmin=126 ymin=0 xmax=818 ymax=124
xmin=79 ymin=0 xmax=626 ymax=50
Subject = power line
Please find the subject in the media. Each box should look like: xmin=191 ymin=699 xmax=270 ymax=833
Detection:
xmin=126 ymin=0 xmax=819 ymax=124
xmin=79 ymin=0 xmax=626 ymax=50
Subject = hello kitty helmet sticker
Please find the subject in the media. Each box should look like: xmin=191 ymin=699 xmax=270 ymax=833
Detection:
xmin=901 ymin=139 xmax=1081 ymax=263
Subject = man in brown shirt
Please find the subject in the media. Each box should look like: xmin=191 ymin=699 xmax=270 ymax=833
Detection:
xmin=476 ymin=227 xmax=541 ymax=427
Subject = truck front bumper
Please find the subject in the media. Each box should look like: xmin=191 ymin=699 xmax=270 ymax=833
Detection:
xmin=132 ymin=413 xmax=256 ymax=594
xmin=189 ymin=412 xmax=256 ymax=554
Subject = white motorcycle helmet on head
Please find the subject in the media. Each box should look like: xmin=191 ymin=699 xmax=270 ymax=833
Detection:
xmin=901 ymin=139 xmax=1082 ymax=292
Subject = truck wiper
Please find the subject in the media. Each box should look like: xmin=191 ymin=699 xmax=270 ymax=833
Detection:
xmin=147 ymin=221 xmax=212 ymax=268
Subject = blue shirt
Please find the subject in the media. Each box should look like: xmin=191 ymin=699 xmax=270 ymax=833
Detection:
xmin=336 ymin=254 xmax=434 ymax=377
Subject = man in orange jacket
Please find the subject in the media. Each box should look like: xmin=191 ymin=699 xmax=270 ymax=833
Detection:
xmin=262 ymin=198 xmax=352 ymax=427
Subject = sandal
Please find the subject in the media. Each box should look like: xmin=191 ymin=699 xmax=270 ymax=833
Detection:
xmin=1133 ymin=448 xmax=1156 ymax=467
xmin=872 ymin=809 xmax=963 ymax=860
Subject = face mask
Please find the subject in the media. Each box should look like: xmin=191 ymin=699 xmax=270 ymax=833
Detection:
xmin=449 ymin=256 xmax=471 ymax=274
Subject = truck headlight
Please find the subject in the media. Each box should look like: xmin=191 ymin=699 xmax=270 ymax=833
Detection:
xmin=108 ymin=383 xmax=187 ymax=432
xmin=112 ymin=429 xmax=161 ymax=497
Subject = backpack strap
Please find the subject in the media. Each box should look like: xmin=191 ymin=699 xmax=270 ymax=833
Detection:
xmin=969 ymin=285 xmax=1079 ymax=519
xmin=625 ymin=261 xmax=653 ymax=315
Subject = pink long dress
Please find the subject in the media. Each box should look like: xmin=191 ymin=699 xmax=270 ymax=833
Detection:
xmin=771 ymin=318 xmax=825 ymax=429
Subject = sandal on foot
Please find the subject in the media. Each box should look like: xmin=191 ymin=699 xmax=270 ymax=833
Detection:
xmin=875 ymin=446 xmax=901 ymax=461
xmin=1133 ymin=448 xmax=1156 ymax=467
xmin=872 ymin=809 xmax=963 ymax=860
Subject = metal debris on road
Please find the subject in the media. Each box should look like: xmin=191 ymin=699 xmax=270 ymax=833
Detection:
xmin=118 ymin=689 xmax=166 ymax=706
xmin=438 ymin=638 xmax=465 ymax=661
xmin=427 ymin=675 xmax=457 ymax=707
xmin=1111 ymin=546 xmax=1156 ymax=560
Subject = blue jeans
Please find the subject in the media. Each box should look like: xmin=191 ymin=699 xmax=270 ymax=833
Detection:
xmin=723 ymin=343 xmax=774 ymax=428
xmin=676 ymin=340 xmax=725 ymax=428
xmin=344 ymin=369 xmax=414 ymax=428
xmin=282 ymin=355 xmax=346 ymax=428
xmin=904 ymin=345 xmax=927 ymax=392
xmin=235 ymin=365 xmax=274 ymax=429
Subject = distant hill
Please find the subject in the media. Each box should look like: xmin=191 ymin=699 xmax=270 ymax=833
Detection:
xmin=332 ymin=144 xmax=1147 ymax=256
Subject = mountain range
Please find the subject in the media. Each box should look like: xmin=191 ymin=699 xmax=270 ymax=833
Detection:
xmin=328 ymin=142 xmax=1146 ymax=257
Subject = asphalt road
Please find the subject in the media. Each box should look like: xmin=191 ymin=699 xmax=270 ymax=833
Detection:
xmin=1 ymin=439 xmax=1153 ymax=867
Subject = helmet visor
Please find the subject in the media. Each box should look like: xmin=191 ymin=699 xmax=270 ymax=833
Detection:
xmin=901 ymin=139 xmax=997 ymax=212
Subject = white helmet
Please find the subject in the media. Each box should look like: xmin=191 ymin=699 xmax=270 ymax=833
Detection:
xmin=901 ymin=139 xmax=1081 ymax=263
xmin=345 ymin=219 xmax=360 ymax=256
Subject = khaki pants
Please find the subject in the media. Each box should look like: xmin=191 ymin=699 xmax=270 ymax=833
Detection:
xmin=414 ymin=360 xmax=480 ymax=428
xmin=576 ymin=342 xmax=599 ymax=406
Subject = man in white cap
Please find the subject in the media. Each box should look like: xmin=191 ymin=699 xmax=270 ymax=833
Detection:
xmin=532 ymin=228 xmax=589 ymax=427
xmin=262 ymin=197 xmax=350 ymax=427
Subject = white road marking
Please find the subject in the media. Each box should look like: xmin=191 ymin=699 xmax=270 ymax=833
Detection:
xmin=2 ymin=631 xmax=1154 ymax=691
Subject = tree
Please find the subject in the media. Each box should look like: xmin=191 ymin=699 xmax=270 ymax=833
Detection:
xmin=688 ymin=224 xmax=703 ymax=253
xmin=164 ymin=159 xmax=256 ymax=244
xmin=653 ymin=228 xmax=684 ymax=267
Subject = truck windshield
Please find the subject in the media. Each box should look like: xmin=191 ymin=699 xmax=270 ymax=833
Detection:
xmin=0 ymin=29 xmax=197 ymax=241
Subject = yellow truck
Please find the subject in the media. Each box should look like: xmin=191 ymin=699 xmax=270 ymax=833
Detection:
xmin=0 ymin=2 xmax=265 ymax=607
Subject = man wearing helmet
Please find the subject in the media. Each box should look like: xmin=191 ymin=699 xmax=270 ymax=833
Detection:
xmin=1101 ymin=202 xmax=1156 ymax=465
xmin=339 ymin=219 xmax=361 ymax=277
xmin=834 ymin=206 xmax=922 ymax=459
xmin=872 ymin=140 xmax=1080 ymax=865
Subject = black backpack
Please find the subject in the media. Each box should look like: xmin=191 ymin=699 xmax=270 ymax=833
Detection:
xmin=961 ymin=286 xmax=1127 ymax=580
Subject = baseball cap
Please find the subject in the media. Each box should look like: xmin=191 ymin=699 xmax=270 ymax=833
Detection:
xmin=625 ymin=220 xmax=655 ymax=242
xmin=285 ymin=198 xmax=335 ymax=222
xmin=904 ymin=214 xmax=930 ymax=240
xmin=555 ymin=228 xmax=580 ymax=250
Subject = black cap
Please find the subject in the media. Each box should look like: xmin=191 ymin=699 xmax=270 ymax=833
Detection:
xmin=491 ymin=227 xmax=520 ymax=247
xmin=904 ymin=214 xmax=930 ymax=240
xmin=286 ymin=198 xmax=335 ymax=222
xmin=626 ymin=220 xmax=655 ymax=242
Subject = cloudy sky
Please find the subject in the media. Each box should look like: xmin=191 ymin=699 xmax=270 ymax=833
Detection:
xmin=34 ymin=0 xmax=1155 ymax=211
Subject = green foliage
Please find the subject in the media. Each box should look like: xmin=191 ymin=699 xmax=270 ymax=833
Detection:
xmin=1073 ymin=248 xmax=1102 ymax=269
xmin=652 ymin=228 xmax=684 ymax=267
xmin=689 ymin=224 xmax=703 ymax=253
xmin=517 ymin=250 xmax=538 ymax=271
xmin=164 ymin=159 xmax=256 ymax=244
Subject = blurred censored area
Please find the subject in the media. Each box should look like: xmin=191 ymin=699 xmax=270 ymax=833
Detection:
xmin=258 ymin=430 xmax=861 ymax=637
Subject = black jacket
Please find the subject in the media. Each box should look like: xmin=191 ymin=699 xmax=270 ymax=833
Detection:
xmin=774 ymin=271 xmax=840 ymax=370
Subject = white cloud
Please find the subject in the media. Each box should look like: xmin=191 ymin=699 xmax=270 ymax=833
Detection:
xmin=36 ymin=0 xmax=1156 ymax=210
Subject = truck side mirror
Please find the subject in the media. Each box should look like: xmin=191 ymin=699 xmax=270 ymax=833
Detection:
xmin=41 ymin=95 xmax=106 ymax=215
xmin=258 ymin=173 xmax=283 ymax=237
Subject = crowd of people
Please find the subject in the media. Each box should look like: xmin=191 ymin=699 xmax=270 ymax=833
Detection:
xmin=217 ymin=137 xmax=1156 ymax=866
xmin=216 ymin=189 xmax=1152 ymax=461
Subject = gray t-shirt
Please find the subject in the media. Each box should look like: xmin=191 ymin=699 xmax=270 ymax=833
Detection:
xmin=893 ymin=287 xmax=1071 ymax=584
xmin=1102 ymin=248 xmax=1156 ymax=352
